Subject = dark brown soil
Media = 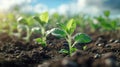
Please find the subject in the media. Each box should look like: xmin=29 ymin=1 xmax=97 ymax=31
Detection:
xmin=0 ymin=33 xmax=120 ymax=67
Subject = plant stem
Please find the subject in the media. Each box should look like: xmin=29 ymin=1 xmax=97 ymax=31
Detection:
xmin=72 ymin=41 xmax=77 ymax=47
xmin=41 ymin=26 xmax=47 ymax=46
xmin=66 ymin=34 xmax=72 ymax=56
xmin=25 ymin=25 xmax=30 ymax=42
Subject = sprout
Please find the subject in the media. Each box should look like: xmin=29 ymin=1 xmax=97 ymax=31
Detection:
xmin=50 ymin=19 xmax=92 ymax=56
xmin=33 ymin=12 xmax=49 ymax=47
xmin=17 ymin=17 xmax=31 ymax=42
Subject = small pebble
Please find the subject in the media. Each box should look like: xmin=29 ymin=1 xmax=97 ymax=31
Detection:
xmin=105 ymin=44 xmax=111 ymax=48
xmin=15 ymin=50 xmax=21 ymax=53
xmin=109 ymin=39 xmax=115 ymax=43
xmin=16 ymin=56 xmax=20 ymax=58
xmin=114 ymin=40 xmax=120 ymax=43
xmin=15 ymin=47 xmax=19 ymax=50
xmin=98 ymin=37 xmax=103 ymax=41
xmin=97 ymin=43 xmax=104 ymax=47
xmin=94 ymin=54 xmax=101 ymax=59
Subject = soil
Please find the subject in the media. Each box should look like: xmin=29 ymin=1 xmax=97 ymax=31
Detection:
xmin=0 ymin=32 xmax=120 ymax=67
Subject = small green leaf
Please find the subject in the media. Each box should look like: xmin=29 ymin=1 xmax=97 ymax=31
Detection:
xmin=110 ymin=20 xmax=117 ymax=30
xmin=59 ymin=49 xmax=69 ymax=54
xmin=33 ymin=16 xmax=41 ymax=22
xmin=71 ymin=47 xmax=77 ymax=53
xmin=51 ymin=28 xmax=66 ymax=37
xmin=73 ymin=33 xmax=91 ymax=43
xmin=17 ymin=17 xmax=28 ymax=25
xmin=100 ymin=21 xmax=112 ymax=30
xmin=104 ymin=10 xmax=110 ymax=17
xmin=35 ymin=38 xmax=42 ymax=44
xmin=57 ymin=23 xmax=66 ymax=30
xmin=33 ymin=12 xmax=49 ymax=25
xmin=40 ymin=12 xmax=49 ymax=23
xmin=35 ymin=38 xmax=46 ymax=47
xmin=66 ymin=19 xmax=76 ymax=34
xmin=67 ymin=19 xmax=74 ymax=30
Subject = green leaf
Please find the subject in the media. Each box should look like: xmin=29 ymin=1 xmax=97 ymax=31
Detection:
xmin=66 ymin=19 xmax=76 ymax=34
xmin=104 ymin=10 xmax=110 ymax=17
xmin=33 ymin=16 xmax=41 ymax=23
xmin=17 ymin=17 xmax=28 ymax=25
xmin=73 ymin=33 xmax=91 ymax=43
xmin=59 ymin=49 xmax=69 ymax=54
xmin=51 ymin=28 xmax=66 ymax=37
xmin=27 ymin=17 xmax=35 ymax=26
xmin=33 ymin=12 xmax=49 ymax=25
xmin=35 ymin=38 xmax=46 ymax=47
xmin=40 ymin=12 xmax=49 ymax=23
xmin=71 ymin=47 xmax=77 ymax=53
xmin=96 ymin=16 xmax=103 ymax=21
xmin=57 ymin=23 xmax=66 ymax=30
xmin=67 ymin=19 xmax=74 ymax=30
xmin=100 ymin=21 xmax=112 ymax=30
xmin=110 ymin=20 xmax=117 ymax=30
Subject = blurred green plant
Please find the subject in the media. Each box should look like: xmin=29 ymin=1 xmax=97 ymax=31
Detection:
xmin=33 ymin=12 xmax=50 ymax=47
xmin=95 ymin=10 xmax=120 ymax=32
xmin=17 ymin=16 xmax=35 ymax=42
xmin=17 ymin=17 xmax=31 ymax=42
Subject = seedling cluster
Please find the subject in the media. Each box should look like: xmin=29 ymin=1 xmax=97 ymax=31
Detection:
xmin=0 ymin=10 xmax=120 ymax=56
xmin=16 ymin=12 xmax=92 ymax=56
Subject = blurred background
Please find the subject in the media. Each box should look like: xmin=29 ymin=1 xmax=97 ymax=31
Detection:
xmin=0 ymin=0 xmax=120 ymax=35
xmin=0 ymin=0 xmax=120 ymax=17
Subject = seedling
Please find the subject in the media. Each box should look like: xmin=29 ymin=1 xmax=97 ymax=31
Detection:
xmin=17 ymin=17 xmax=31 ymax=42
xmin=96 ymin=10 xmax=120 ymax=31
xmin=88 ymin=18 xmax=100 ymax=32
xmin=1 ymin=13 xmax=17 ymax=35
xmin=33 ymin=12 xmax=49 ymax=47
xmin=50 ymin=19 xmax=91 ymax=56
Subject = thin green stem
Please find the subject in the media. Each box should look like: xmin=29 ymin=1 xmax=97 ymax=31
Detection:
xmin=41 ymin=26 xmax=47 ymax=46
xmin=25 ymin=25 xmax=30 ymax=42
xmin=72 ymin=41 xmax=77 ymax=47
xmin=66 ymin=34 xmax=72 ymax=56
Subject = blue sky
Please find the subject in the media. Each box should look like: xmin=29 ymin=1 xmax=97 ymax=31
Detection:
xmin=32 ymin=0 xmax=72 ymax=8
xmin=0 ymin=0 xmax=120 ymax=17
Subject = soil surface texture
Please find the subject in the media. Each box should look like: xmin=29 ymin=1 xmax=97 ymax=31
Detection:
xmin=0 ymin=33 xmax=120 ymax=67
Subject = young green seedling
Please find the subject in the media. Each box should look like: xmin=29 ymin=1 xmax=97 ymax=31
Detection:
xmin=50 ymin=19 xmax=91 ymax=56
xmin=33 ymin=12 xmax=49 ymax=47
xmin=96 ymin=10 xmax=120 ymax=31
xmin=17 ymin=17 xmax=32 ymax=42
